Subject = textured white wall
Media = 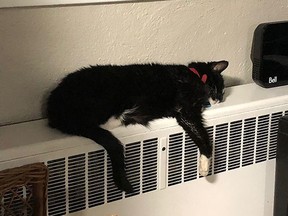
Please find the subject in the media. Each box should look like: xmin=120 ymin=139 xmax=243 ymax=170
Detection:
xmin=0 ymin=0 xmax=288 ymax=125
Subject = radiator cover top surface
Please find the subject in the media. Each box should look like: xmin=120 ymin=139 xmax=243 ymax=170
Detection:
xmin=1 ymin=83 xmax=288 ymax=163
xmin=0 ymin=83 xmax=288 ymax=216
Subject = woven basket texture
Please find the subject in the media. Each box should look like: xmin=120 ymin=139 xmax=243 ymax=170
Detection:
xmin=0 ymin=163 xmax=48 ymax=216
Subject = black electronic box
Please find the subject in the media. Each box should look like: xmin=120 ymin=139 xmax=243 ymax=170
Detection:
xmin=251 ymin=21 xmax=288 ymax=88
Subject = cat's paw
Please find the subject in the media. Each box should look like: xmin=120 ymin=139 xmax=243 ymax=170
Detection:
xmin=208 ymin=97 xmax=220 ymax=105
xmin=199 ymin=154 xmax=210 ymax=177
xmin=114 ymin=172 xmax=134 ymax=193
xmin=121 ymin=180 xmax=133 ymax=193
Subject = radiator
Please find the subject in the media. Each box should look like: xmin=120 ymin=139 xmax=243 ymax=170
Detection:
xmin=1 ymin=83 xmax=288 ymax=216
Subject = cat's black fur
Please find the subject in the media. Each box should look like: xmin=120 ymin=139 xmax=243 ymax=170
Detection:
xmin=46 ymin=61 xmax=228 ymax=192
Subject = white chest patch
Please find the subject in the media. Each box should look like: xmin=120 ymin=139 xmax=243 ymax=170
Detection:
xmin=119 ymin=107 xmax=139 ymax=122
xmin=100 ymin=117 xmax=122 ymax=130
xmin=100 ymin=107 xmax=138 ymax=130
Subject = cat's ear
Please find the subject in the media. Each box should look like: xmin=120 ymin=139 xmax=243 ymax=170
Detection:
xmin=211 ymin=61 xmax=228 ymax=73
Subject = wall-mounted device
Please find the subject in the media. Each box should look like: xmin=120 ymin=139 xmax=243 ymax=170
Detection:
xmin=251 ymin=21 xmax=288 ymax=88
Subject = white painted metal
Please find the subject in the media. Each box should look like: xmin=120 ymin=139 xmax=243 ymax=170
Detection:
xmin=72 ymin=161 xmax=276 ymax=216
xmin=1 ymin=83 xmax=288 ymax=216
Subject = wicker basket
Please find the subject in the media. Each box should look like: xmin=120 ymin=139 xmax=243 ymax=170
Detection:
xmin=0 ymin=163 xmax=48 ymax=216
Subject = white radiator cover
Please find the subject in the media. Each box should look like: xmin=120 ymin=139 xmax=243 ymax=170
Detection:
xmin=1 ymin=83 xmax=288 ymax=216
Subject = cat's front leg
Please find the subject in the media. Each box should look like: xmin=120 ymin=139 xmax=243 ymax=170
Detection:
xmin=176 ymin=114 xmax=212 ymax=176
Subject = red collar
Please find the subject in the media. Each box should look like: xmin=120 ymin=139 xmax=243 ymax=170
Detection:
xmin=189 ymin=68 xmax=207 ymax=84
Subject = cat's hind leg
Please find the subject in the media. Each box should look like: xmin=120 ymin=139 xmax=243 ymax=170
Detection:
xmin=73 ymin=124 xmax=133 ymax=192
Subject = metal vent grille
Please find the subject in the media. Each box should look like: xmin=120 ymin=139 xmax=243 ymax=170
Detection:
xmin=269 ymin=112 xmax=283 ymax=159
xmin=166 ymin=111 xmax=284 ymax=187
xmin=142 ymin=138 xmax=158 ymax=193
xmin=68 ymin=154 xmax=86 ymax=213
xmin=168 ymin=133 xmax=183 ymax=186
xmin=228 ymin=120 xmax=242 ymax=170
xmin=46 ymin=138 xmax=159 ymax=215
xmin=214 ymin=123 xmax=228 ymax=174
xmin=47 ymin=158 xmax=66 ymax=216
xmin=256 ymin=115 xmax=269 ymax=163
xmin=242 ymin=117 xmax=256 ymax=167
xmin=88 ymin=150 xmax=105 ymax=207
xmin=45 ymin=111 xmax=285 ymax=215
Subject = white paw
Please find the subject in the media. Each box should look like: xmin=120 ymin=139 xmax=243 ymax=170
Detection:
xmin=208 ymin=97 xmax=219 ymax=105
xmin=199 ymin=154 xmax=210 ymax=177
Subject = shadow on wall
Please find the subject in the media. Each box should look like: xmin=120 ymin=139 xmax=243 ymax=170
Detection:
xmin=224 ymin=76 xmax=242 ymax=87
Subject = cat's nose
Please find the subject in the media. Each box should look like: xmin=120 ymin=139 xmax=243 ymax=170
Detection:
xmin=218 ymin=94 xmax=224 ymax=102
xmin=219 ymin=97 xmax=225 ymax=103
xmin=208 ymin=98 xmax=219 ymax=105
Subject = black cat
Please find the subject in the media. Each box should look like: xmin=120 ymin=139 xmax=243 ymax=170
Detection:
xmin=46 ymin=61 xmax=228 ymax=192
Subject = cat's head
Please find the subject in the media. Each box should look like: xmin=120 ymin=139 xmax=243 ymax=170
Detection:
xmin=188 ymin=60 xmax=228 ymax=104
